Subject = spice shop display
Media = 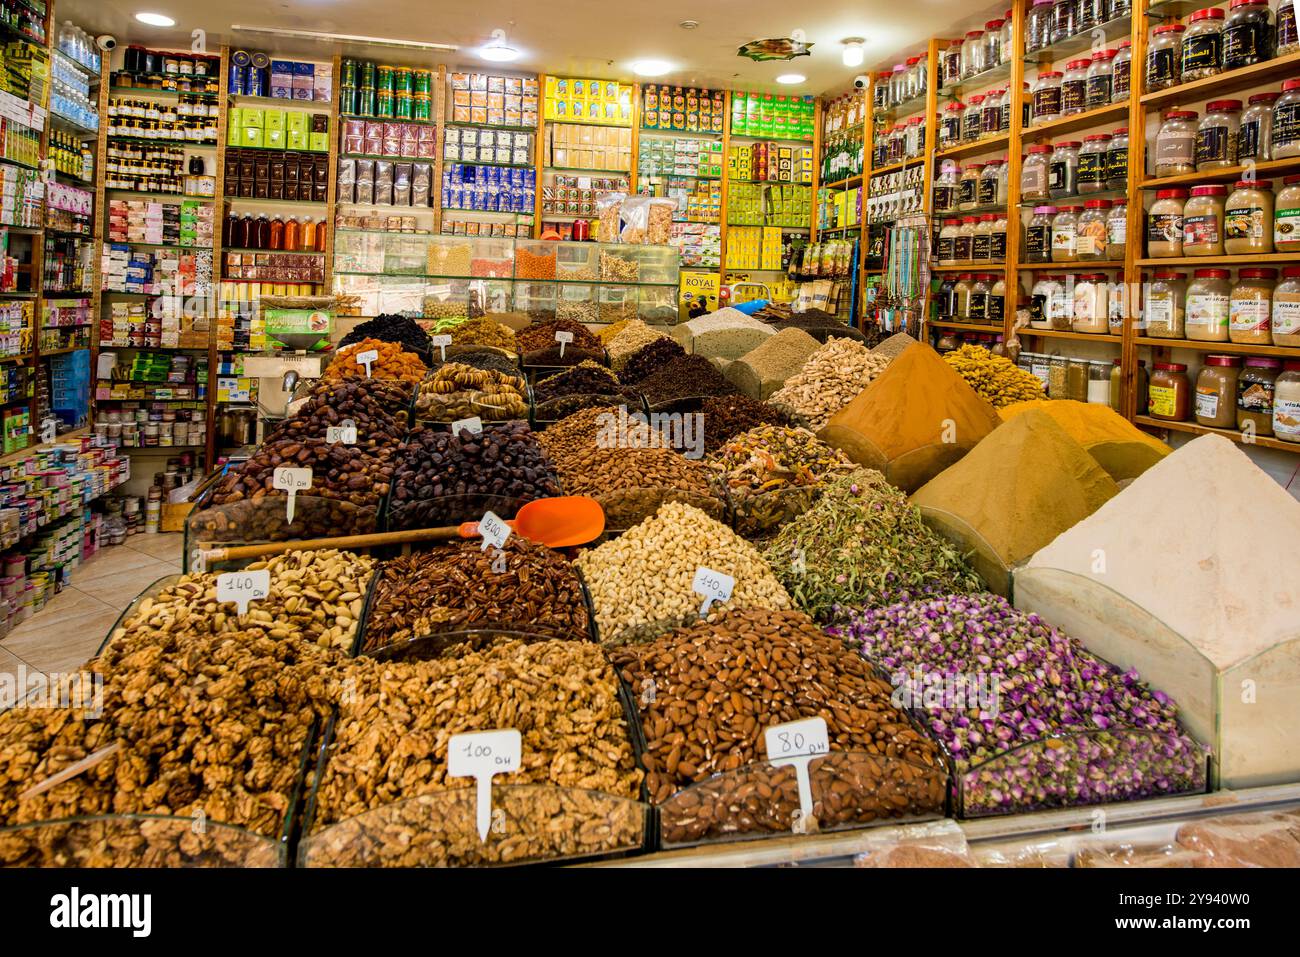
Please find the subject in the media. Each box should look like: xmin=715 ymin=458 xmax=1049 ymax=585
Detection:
xmin=724 ymin=327 xmax=821 ymax=400
xmin=943 ymin=345 xmax=1046 ymax=408
xmin=676 ymin=307 xmax=775 ymax=361
xmin=633 ymin=354 xmax=737 ymax=408
xmin=998 ymin=400 xmax=1171 ymax=482
xmin=768 ymin=337 xmax=891 ymax=432
xmin=449 ymin=71 xmax=540 ymax=127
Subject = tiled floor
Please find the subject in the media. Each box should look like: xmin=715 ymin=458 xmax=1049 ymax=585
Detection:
xmin=0 ymin=533 xmax=183 ymax=681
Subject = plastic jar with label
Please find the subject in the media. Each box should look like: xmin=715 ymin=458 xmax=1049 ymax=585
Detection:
xmin=943 ymin=42 xmax=963 ymax=88
xmin=963 ymin=94 xmax=986 ymax=142
xmin=1183 ymin=184 xmax=1227 ymax=256
xmin=1048 ymin=354 xmax=1071 ymax=397
xmin=973 ymin=215 xmax=994 ymax=262
xmin=909 ymin=56 xmax=927 ymax=99
xmin=956 ymin=217 xmax=978 ymax=262
xmin=1154 ymin=110 xmax=1198 ymax=176
xmin=1144 ymin=270 xmax=1187 ymax=338
xmin=940 ymin=102 xmax=964 ymax=148
xmin=1223 ymin=0 xmax=1274 ymax=71
xmin=969 ymin=274 xmax=993 ymax=320
xmin=1225 ymin=179 xmax=1274 ymax=254
xmin=1021 ymin=145 xmax=1054 ymax=202
xmin=1053 ymin=0 xmax=1079 ymax=42
xmin=1073 ymin=274 xmax=1111 ymax=333
xmin=933 ymin=162 xmax=959 ymax=215
xmin=953 ymin=274 xmax=975 ymax=319
xmin=1281 ymin=0 xmax=1300 ymax=54
xmin=1238 ymin=91 xmax=1277 ymax=162
xmin=1273 ymin=80 xmax=1300 ymax=158
xmin=1027 ymin=0 xmax=1056 ymax=52
xmin=1030 ymin=275 xmax=1063 ymax=328
xmin=1051 ymin=205 xmax=1080 ymax=261
xmin=1195 ymin=355 xmax=1242 ymax=427
xmin=989 ymin=275 xmax=1012 ymax=324
xmin=1066 ymin=357 xmax=1091 ymax=401
xmin=991 ymin=213 xmax=1010 ymax=262
xmin=1049 ymin=141 xmax=1080 ymax=199
xmin=1238 ymin=357 xmax=1281 ymax=435
xmin=1061 ymin=59 xmax=1090 ymax=116
xmin=1086 ymin=361 xmax=1111 ymax=403
xmin=1196 ymin=100 xmax=1242 ymax=170
xmin=959 ymin=164 xmax=982 ymax=210
xmin=1181 ymin=8 xmax=1226 ymax=81
xmin=1076 ymin=199 xmax=1111 ymax=260
xmin=982 ymin=93 xmax=1003 ymax=136
xmin=963 ymin=30 xmax=988 ymax=78
xmin=1077 ymin=0 xmax=1104 ymax=33
xmin=1112 ymin=41 xmax=1132 ymax=102
xmin=1106 ymin=199 xmax=1128 ymax=259
xmin=1027 ymin=206 xmax=1056 ymax=262
xmin=936 ymin=277 xmax=957 ymax=319
xmin=1148 ymin=362 xmax=1190 ymax=421
xmin=1273 ymin=266 xmax=1300 ymax=344
xmin=1078 ymin=134 xmax=1111 ymax=193
xmin=984 ymin=21 xmax=1005 ymax=66
xmin=1229 ymin=267 xmax=1276 ymax=343
xmin=1106 ymin=128 xmax=1129 ymax=190
xmin=1273 ymin=360 xmax=1300 ymax=441
xmin=1186 ymin=267 xmax=1232 ymax=341
xmin=1000 ymin=10 xmax=1015 ymax=61
xmin=1109 ymin=274 xmax=1129 ymax=333
xmin=1086 ymin=50 xmax=1116 ymax=108
xmin=1031 ymin=72 xmax=1064 ymax=125
xmin=937 ymin=218 xmax=961 ymax=264
xmin=1147 ymin=189 xmax=1187 ymax=256
xmin=1146 ymin=24 xmax=1185 ymax=93
xmin=1051 ymin=275 xmax=1075 ymax=329
xmin=980 ymin=160 xmax=1005 ymax=207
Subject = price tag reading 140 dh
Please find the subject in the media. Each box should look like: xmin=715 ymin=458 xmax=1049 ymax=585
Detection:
xmin=693 ymin=566 xmax=735 ymax=615
xmin=272 ymin=467 xmax=312 ymax=524
xmin=448 ymin=729 xmax=521 ymax=842
xmin=764 ymin=716 xmax=829 ymax=835
xmin=215 ymin=570 xmax=271 ymax=616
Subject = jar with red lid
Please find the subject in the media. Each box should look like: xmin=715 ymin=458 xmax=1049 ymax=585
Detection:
xmin=963 ymin=94 xmax=986 ymax=142
xmin=1184 ymin=184 xmax=1227 ymax=256
xmin=1078 ymin=134 xmax=1111 ymax=193
xmin=984 ymin=20 xmax=1005 ymax=66
xmin=1021 ymin=144 xmax=1054 ymax=202
xmin=1229 ymin=266 xmax=1277 ymax=343
xmin=1223 ymin=0 xmax=1275 ymax=71
xmin=1148 ymin=189 xmax=1189 ymax=257
xmin=1273 ymin=79 xmax=1300 ymax=158
xmin=1076 ymin=198 xmax=1111 ymax=260
xmin=1181 ymin=8 xmax=1226 ymax=82
xmin=1196 ymin=99 xmax=1242 ymax=170
xmin=1195 ymin=355 xmax=1241 ymax=428
xmin=1146 ymin=24 xmax=1185 ymax=92
xmin=1149 ymin=362 xmax=1191 ymax=421
xmin=1031 ymin=71 xmax=1063 ymax=125
xmin=1061 ymin=59 xmax=1090 ymax=116
xmin=962 ymin=30 xmax=988 ymax=78
xmin=1187 ymin=267 xmax=1232 ymax=340
xmin=1276 ymin=175 xmax=1300 ymax=250
xmin=940 ymin=101 xmax=964 ymax=148
xmin=1112 ymin=40 xmax=1132 ymax=102
xmin=943 ymin=39 xmax=963 ymax=87
xmin=1085 ymin=49 xmax=1116 ymax=108
xmin=1155 ymin=110 xmax=1199 ymax=176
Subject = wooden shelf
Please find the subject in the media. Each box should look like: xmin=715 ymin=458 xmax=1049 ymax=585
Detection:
xmin=1023 ymin=16 xmax=1132 ymax=66
xmin=1018 ymin=328 xmax=1123 ymax=343
xmin=935 ymin=133 xmax=1010 ymax=162
xmin=1140 ymin=51 xmax=1300 ymax=111
xmin=869 ymin=157 xmax=925 ymax=177
xmin=1017 ymin=261 xmax=1125 ymax=270
xmin=929 ymin=320 xmax=1004 ymax=333
xmin=1134 ymin=415 xmax=1300 ymax=454
xmin=822 ymin=174 xmax=863 ymax=189
xmin=1023 ymin=103 xmax=1128 ymax=141
xmin=1134 ymin=337 xmax=1300 ymax=358
xmin=929 ymin=263 xmax=1007 ymax=272
xmin=1141 ymin=157 xmax=1300 ymax=190
xmin=1136 ymin=253 xmax=1300 ymax=267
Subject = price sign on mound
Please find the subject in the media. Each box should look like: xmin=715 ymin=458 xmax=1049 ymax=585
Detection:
xmin=764 ymin=716 xmax=829 ymax=835
xmin=448 ymin=729 xmax=522 ymax=842
xmin=216 ymin=569 xmax=271 ymax=615
xmin=272 ymin=467 xmax=312 ymax=524
xmin=693 ymin=566 xmax=735 ymax=615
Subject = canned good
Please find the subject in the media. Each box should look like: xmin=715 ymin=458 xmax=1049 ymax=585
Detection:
xmin=375 ymin=90 xmax=393 ymax=117
xmin=250 ymin=51 xmax=270 ymax=70
xmin=395 ymin=93 xmax=413 ymax=119
xmin=412 ymin=69 xmax=432 ymax=94
xmin=376 ymin=65 xmax=394 ymax=91
xmin=393 ymin=66 xmax=412 ymax=94
xmin=356 ymin=88 xmax=375 ymax=117
xmin=339 ymin=85 xmax=358 ymax=116
xmin=249 ymin=65 xmax=268 ymax=97
xmin=360 ymin=60 xmax=376 ymax=87
xmin=228 ymin=63 xmax=249 ymax=96
xmin=412 ymin=93 xmax=432 ymax=121
xmin=341 ymin=58 xmax=359 ymax=87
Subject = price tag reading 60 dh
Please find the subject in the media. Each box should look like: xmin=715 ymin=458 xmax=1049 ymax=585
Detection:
xmin=448 ymin=729 xmax=522 ymax=842
xmin=216 ymin=569 xmax=271 ymax=615
xmin=763 ymin=716 xmax=829 ymax=835
xmin=693 ymin=566 xmax=735 ymax=615
xmin=272 ymin=467 xmax=313 ymax=524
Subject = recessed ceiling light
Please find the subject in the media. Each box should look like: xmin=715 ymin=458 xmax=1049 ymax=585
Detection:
xmin=841 ymin=38 xmax=866 ymax=67
xmin=776 ymin=73 xmax=805 ymax=85
xmin=135 ymin=12 xmax=175 ymax=27
xmin=631 ymin=59 xmax=672 ymax=77
xmin=679 ymin=20 xmax=699 ymax=29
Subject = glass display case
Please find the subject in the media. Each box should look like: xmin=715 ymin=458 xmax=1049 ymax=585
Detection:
xmin=512 ymin=240 xmax=680 ymax=323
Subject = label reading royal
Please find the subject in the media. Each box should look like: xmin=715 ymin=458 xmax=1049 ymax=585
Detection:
xmin=451 ymin=415 xmax=483 ymax=436
xmin=325 ymin=417 xmax=358 ymax=445
xmin=272 ymin=466 xmax=313 ymax=524
xmin=763 ymin=716 xmax=829 ymax=835
xmin=448 ymin=729 xmax=522 ymax=841
xmin=478 ymin=510 xmax=511 ymax=551
xmin=354 ymin=348 xmax=379 ymax=377
xmin=692 ymin=566 xmax=735 ymax=615
xmin=430 ymin=334 xmax=452 ymax=361
xmin=216 ymin=569 xmax=271 ymax=615
xmin=555 ymin=329 xmax=574 ymax=357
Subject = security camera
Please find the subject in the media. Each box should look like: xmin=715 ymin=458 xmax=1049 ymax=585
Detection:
xmin=96 ymin=35 xmax=117 ymax=52
xmin=853 ymin=74 xmax=869 ymax=90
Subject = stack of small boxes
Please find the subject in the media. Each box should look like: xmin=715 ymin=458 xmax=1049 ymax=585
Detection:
xmin=725 ymin=226 xmax=788 ymax=271
xmin=0 ymin=299 xmax=29 ymax=358
xmin=226 ymin=106 xmax=330 ymax=153
xmin=448 ymin=73 xmax=539 ymax=127
xmin=215 ymin=285 xmax=267 ymax=352
xmin=730 ymin=92 xmax=816 ymax=140
xmin=106 ymin=197 xmax=212 ymax=248
xmin=727 ymin=142 xmax=815 ymax=184
xmin=0 ymin=160 xmax=43 ymax=228
xmin=669 ymin=224 xmax=721 ymax=269
xmin=444 ymin=127 xmax=532 ymax=166
xmin=268 ymin=59 xmax=332 ymax=102
xmin=442 ymin=164 xmax=535 ymax=214
xmin=638 ymin=136 xmax=723 ymax=178
xmin=545 ymin=123 xmax=632 ymax=171
xmin=542 ymin=77 xmax=633 ymax=126
xmin=226 ymin=148 xmax=329 ymax=203
xmin=341 ymin=119 xmax=437 ymax=160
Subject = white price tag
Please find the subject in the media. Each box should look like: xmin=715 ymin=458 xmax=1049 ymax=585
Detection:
xmin=555 ymin=329 xmax=574 ymax=358
xmin=354 ymin=348 xmax=379 ymax=377
xmin=325 ymin=418 xmax=358 ymax=445
xmin=764 ymin=717 xmax=829 ymax=835
xmin=478 ymin=510 xmax=511 ymax=551
xmin=448 ymin=729 xmax=522 ymax=842
xmin=216 ymin=569 xmax=271 ymax=616
xmin=272 ymin=466 xmax=313 ymax=524
xmin=430 ymin=334 xmax=452 ymax=362
xmin=451 ymin=416 xmax=483 ymax=436
xmin=692 ymin=566 xmax=735 ymax=616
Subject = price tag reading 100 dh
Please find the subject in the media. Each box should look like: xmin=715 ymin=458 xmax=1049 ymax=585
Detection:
xmin=448 ymin=729 xmax=521 ymax=842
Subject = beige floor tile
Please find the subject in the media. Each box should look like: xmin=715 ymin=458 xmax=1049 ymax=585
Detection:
xmin=0 ymin=646 xmax=43 ymax=711
xmin=125 ymin=532 xmax=186 ymax=562
xmin=73 ymin=563 xmax=176 ymax=611
xmin=0 ymin=606 xmax=120 ymax=675
xmin=16 ymin=586 xmax=114 ymax=627
xmin=74 ymin=544 xmax=167 ymax=584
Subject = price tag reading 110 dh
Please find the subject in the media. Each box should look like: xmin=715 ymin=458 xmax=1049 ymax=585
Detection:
xmin=448 ymin=729 xmax=521 ymax=841
xmin=354 ymin=348 xmax=379 ymax=378
xmin=693 ymin=566 xmax=735 ymax=616
xmin=215 ymin=569 xmax=271 ymax=615
xmin=763 ymin=716 xmax=829 ymax=835
xmin=272 ymin=467 xmax=312 ymax=524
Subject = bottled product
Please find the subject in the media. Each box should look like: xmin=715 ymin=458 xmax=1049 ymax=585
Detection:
xmin=1154 ymin=110 xmax=1198 ymax=176
xmin=1273 ymin=360 xmax=1300 ymax=441
xmin=1052 ymin=205 xmax=1080 ymax=261
xmin=1225 ymin=179 xmax=1274 ymax=255
xmin=1196 ymin=100 xmax=1242 ymax=170
xmin=1147 ymin=189 xmax=1187 ymax=257
xmin=977 ymin=160 xmax=1002 ymax=207
xmin=959 ymin=164 xmax=982 ymax=210
xmin=964 ymin=95 xmax=986 ymax=142
xmin=994 ymin=159 xmax=1010 ymax=204
xmin=1281 ymin=0 xmax=1300 ymax=55
xmin=1049 ymin=140 xmax=1080 ymax=199
xmin=943 ymin=41 xmax=963 ymax=87
xmin=1085 ymin=50 xmax=1116 ymax=108
xmin=909 ymin=56 xmax=927 ymax=99
xmin=937 ymin=219 xmax=960 ymax=264
xmin=1238 ymin=357 xmax=1281 ymax=436
xmin=973 ymin=215 xmax=994 ymax=262
xmin=1111 ymin=358 xmax=1149 ymax=413
xmin=1148 ymin=362 xmax=1190 ymax=420
xmin=989 ymin=275 xmax=1013 ymax=324
xmin=1108 ymin=273 xmax=1129 ymax=333
xmin=1073 ymin=274 xmax=1110 ymax=333
xmin=969 ymin=274 xmax=993 ymax=319
xmin=1238 ymin=91 xmax=1277 ymax=162
xmin=1087 ymin=360 xmax=1111 ymax=404
xmin=982 ymin=93 xmax=1003 ymax=136
xmin=1078 ymin=0 xmax=1105 ymax=33
xmin=1186 ymin=267 xmax=1232 ymax=341
xmin=953 ymin=274 xmax=974 ymax=317
xmin=1029 ymin=276 xmax=1062 ymax=328
xmin=934 ymin=162 xmax=960 ymax=214
xmin=1112 ymin=41 xmax=1132 ymax=103
xmin=1031 ymin=72 xmax=1064 ymax=124
xmin=1053 ymin=0 xmax=1078 ymax=43
xmin=1077 ymin=134 xmax=1111 ymax=193
xmin=955 ymin=218 xmax=977 ymax=262
xmin=962 ymin=30 xmax=988 ymax=78
xmin=990 ymin=213 xmax=1010 ymax=262
xmin=1229 ymin=267 xmax=1277 ymax=343
xmin=1106 ymin=128 xmax=1129 ymax=190
xmin=1000 ymin=12 xmax=1015 ymax=63
xmin=1106 ymin=199 xmax=1127 ymax=259
xmin=1062 ymin=59 xmax=1090 ymax=116
xmin=984 ymin=22 xmax=1005 ymax=68
xmin=1273 ymin=266 xmax=1300 ymax=344
xmin=1222 ymin=0 xmax=1274 ymax=71
xmin=1026 ymin=206 xmax=1056 ymax=261
xmin=1273 ymin=79 xmax=1300 ymax=158
xmin=1181 ymin=8 xmax=1226 ymax=81
xmin=1027 ymin=0 xmax=1056 ymax=52
xmin=1195 ymin=355 xmax=1242 ymax=428
xmin=936 ymin=277 xmax=956 ymax=319
xmin=1183 ymin=184 xmax=1227 ymax=256
xmin=1021 ymin=145 xmax=1054 ymax=202
xmin=1144 ymin=270 xmax=1187 ymax=338
xmin=1076 ymin=199 xmax=1111 ymax=260
xmin=1146 ymin=24 xmax=1185 ymax=93
xmin=1066 ymin=357 xmax=1090 ymax=401
xmin=941 ymin=102 xmax=964 ymax=147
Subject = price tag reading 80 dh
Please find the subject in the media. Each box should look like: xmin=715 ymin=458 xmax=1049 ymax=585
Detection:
xmin=216 ymin=569 xmax=271 ymax=616
xmin=325 ymin=418 xmax=358 ymax=445
xmin=763 ymin=716 xmax=829 ymax=835
xmin=447 ymin=729 xmax=522 ymax=842
xmin=272 ymin=467 xmax=313 ymax=524
xmin=692 ymin=566 xmax=735 ymax=616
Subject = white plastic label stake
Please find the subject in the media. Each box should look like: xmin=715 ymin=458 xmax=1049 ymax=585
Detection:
xmin=555 ymin=330 xmax=574 ymax=358
xmin=216 ymin=569 xmax=270 ymax=616
xmin=355 ymin=348 xmax=379 ymax=377
xmin=430 ymin=334 xmax=452 ymax=362
xmin=325 ymin=417 xmax=357 ymax=445
xmin=478 ymin=510 xmax=511 ymax=551
xmin=692 ymin=566 xmax=735 ymax=615
xmin=763 ymin=716 xmax=829 ymax=835
xmin=451 ymin=416 xmax=483 ymax=436
xmin=448 ymin=729 xmax=521 ymax=842
xmin=272 ymin=466 xmax=313 ymax=524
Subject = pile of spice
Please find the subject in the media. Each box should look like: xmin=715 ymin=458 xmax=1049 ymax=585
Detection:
xmin=677 ymin=307 xmax=775 ymax=360
xmin=911 ymin=409 xmax=1118 ymax=596
xmin=618 ymin=336 xmax=687 ymax=384
xmin=606 ymin=319 xmax=671 ymax=371
xmin=819 ymin=343 xmax=1001 ymax=493
xmin=838 ymin=592 xmax=1206 ymax=817
xmin=339 ymin=314 xmax=432 ymax=357
xmin=724 ymin=327 xmax=822 ymax=400
xmin=516 ymin=318 xmax=603 ymax=366
xmin=767 ymin=337 xmax=890 ymax=431
xmin=323 ymin=338 xmax=429 ymax=385
xmin=871 ymin=331 xmax=919 ymax=362
xmin=448 ymin=316 xmax=517 ymax=352
xmin=943 ymin=344 xmax=1045 ymax=408
xmin=413 ymin=362 xmax=529 ymax=422
xmin=698 ymin=394 xmax=793 ymax=454
xmin=999 ymin=399 xmax=1171 ymax=482
xmin=763 ymin=470 xmax=982 ymax=620
xmin=635 ymin=354 xmax=738 ymax=408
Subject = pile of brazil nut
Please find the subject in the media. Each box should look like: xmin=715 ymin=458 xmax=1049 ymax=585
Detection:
xmin=610 ymin=608 xmax=946 ymax=845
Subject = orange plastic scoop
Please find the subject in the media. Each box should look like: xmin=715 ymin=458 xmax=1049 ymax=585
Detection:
xmin=458 ymin=495 xmax=605 ymax=548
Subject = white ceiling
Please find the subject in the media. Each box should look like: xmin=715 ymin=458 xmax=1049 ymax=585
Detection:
xmin=61 ymin=0 xmax=1003 ymax=97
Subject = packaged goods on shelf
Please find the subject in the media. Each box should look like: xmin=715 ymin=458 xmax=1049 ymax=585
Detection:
xmin=541 ymin=172 xmax=626 ymax=219
xmin=0 ymin=42 xmax=47 ymax=103
xmin=728 ymin=141 xmax=815 ymax=184
xmin=442 ymin=162 xmax=535 ymax=214
xmin=228 ymin=52 xmax=333 ymax=102
xmin=225 ymin=105 xmax=330 ymax=153
xmin=106 ymin=197 xmax=212 ymax=247
xmin=448 ymin=70 xmax=539 ymax=127
xmin=543 ymin=75 xmax=633 ymax=125
xmin=444 ymin=125 xmax=533 ymax=166
xmin=639 ymin=135 xmax=723 ymax=178
xmin=107 ymin=95 xmax=217 ymax=143
xmin=641 ymin=85 xmax=725 ymax=133
xmin=727 ymin=181 xmax=811 ymax=227
xmin=0 ymin=162 xmax=43 ymax=227
xmin=0 ymin=116 xmax=42 ymax=171
xmin=544 ymin=121 xmax=632 ymax=172
xmin=103 ymin=141 xmax=212 ymax=196
xmin=725 ymin=225 xmax=790 ymax=270
xmin=340 ymin=117 xmax=436 ymax=160
xmin=336 ymin=156 xmax=433 ymax=208
xmin=99 ymin=243 xmax=210 ymax=299
xmin=227 ymin=146 xmax=327 ymax=203
xmin=223 ymin=250 xmax=324 ymax=284
xmin=338 ymin=58 xmax=435 ymax=122
xmin=730 ymin=90 xmax=815 ymax=140
xmin=116 ymin=46 xmax=219 ymax=91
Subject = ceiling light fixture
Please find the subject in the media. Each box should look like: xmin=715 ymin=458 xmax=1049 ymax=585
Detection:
xmin=479 ymin=28 xmax=521 ymax=62
xmin=679 ymin=20 xmax=699 ymax=29
xmin=135 ymin=12 xmax=175 ymax=27
xmin=631 ymin=59 xmax=672 ymax=77
xmin=230 ymin=26 xmax=457 ymax=51
xmin=776 ymin=73 xmax=805 ymax=85
xmin=841 ymin=37 xmax=866 ymax=68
